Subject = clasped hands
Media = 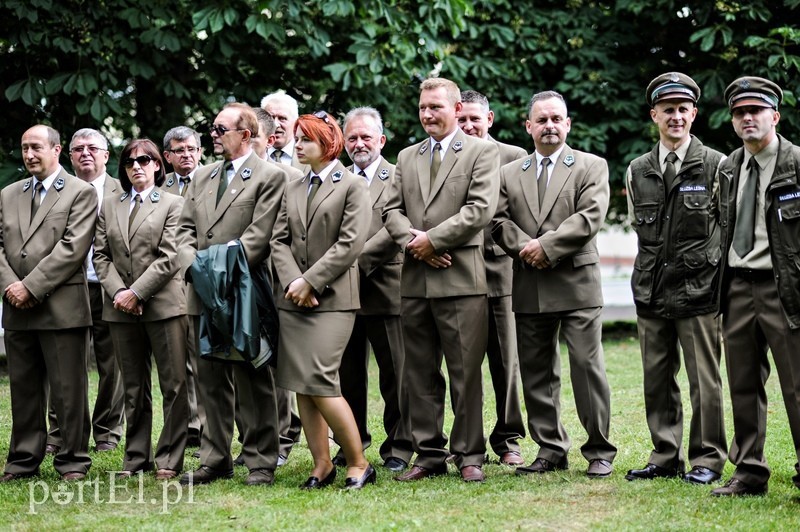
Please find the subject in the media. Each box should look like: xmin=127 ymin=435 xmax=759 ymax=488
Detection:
xmin=286 ymin=277 xmax=319 ymax=308
xmin=4 ymin=281 xmax=37 ymax=309
xmin=520 ymin=238 xmax=550 ymax=270
xmin=407 ymin=228 xmax=451 ymax=269
xmin=113 ymin=288 xmax=143 ymax=316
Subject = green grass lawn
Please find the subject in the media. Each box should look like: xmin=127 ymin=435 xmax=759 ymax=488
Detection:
xmin=1 ymin=324 xmax=799 ymax=530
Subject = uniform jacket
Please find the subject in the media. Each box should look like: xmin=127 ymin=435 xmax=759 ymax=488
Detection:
xmin=271 ymin=160 xmax=370 ymax=312
xmin=485 ymin=137 xmax=528 ymax=297
xmin=163 ymin=171 xmax=193 ymax=197
xmin=382 ymin=128 xmax=499 ymax=298
xmin=350 ymin=157 xmax=402 ymax=316
xmin=492 ymin=145 xmax=609 ymax=313
xmin=93 ymin=187 xmax=186 ymax=322
xmin=178 ymin=151 xmax=288 ymax=314
xmin=0 ymin=168 xmax=97 ymax=329
xmin=719 ymin=134 xmax=800 ymax=329
xmin=628 ymin=136 xmax=724 ymax=318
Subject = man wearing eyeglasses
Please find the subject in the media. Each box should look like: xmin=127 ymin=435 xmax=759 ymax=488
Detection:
xmin=161 ymin=126 xmax=204 ymax=449
xmin=178 ymin=103 xmax=288 ymax=486
xmin=0 ymin=125 xmax=97 ymax=483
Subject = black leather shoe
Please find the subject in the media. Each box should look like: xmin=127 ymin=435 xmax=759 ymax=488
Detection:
xmin=0 ymin=470 xmax=38 ymax=482
xmin=45 ymin=444 xmax=60 ymax=455
xmin=383 ymin=457 xmax=408 ymax=472
xmin=625 ymin=463 xmax=683 ymax=481
xmin=515 ymin=457 xmax=568 ymax=475
xmin=187 ymin=433 xmax=201 ymax=448
xmin=180 ymin=465 xmax=234 ymax=485
xmin=233 ymin=453 xmax=245 ymax=467
xmin=300 ymin=467 xmax=336 ymax=489
xmin=394 ymin=464 xmax=448 ymax=482
xmin=711 ymin=478 xmax=767 ymax=497
xmin=332 ymin=453 xmax=347 ymax=467
xmin=344 ymin=464 xmax=376 ymax=490
xmin=683 ymin=466 xmax=721 ymax=485
xmin=245 ymin=468 xmax=275 ymax=486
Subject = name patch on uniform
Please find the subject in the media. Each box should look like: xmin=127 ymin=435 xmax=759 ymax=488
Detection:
xmin=679 ymin=185 xmax=707 ymax=192
xmin=778 ymin=191 xmax=800 ymax=202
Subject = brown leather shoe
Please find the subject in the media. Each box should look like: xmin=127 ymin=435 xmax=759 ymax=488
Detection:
xmin=61 ymin=472 xmax=86 ymax=481
xmin=155 ymin=469 xmax=179 ymax=480
xmin=95 ymin=441 xmax=117 ymax=452
xmin=0 ymin=471 xmax=38 ymax=482
xmin=515 ymin=457 xmax=568 ymax=475
xmin=45 ymin=444 xmax=60 ymax=455
xmin=460 ymin=465 xmax=485 ymax=482
xmin=245 ymin=468 xmax=275 ymax=486
xmin=587 ymin=459 xmax=613 ymax=478
xmin=394 ymin=464 xmax=447 ymax=482
xmin=499 ymin=451 xmax=525 ymax=466
xmin=711 ymin=478 xmax=767 ymax=497
xmin=180 ymin=466 xmax=234 ymax=485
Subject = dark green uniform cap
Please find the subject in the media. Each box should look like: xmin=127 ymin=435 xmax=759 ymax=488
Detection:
xmin=724 ymin=76 xmax=783 ymax=110
xmin=646 ymin=72 xmax=700 ymax=107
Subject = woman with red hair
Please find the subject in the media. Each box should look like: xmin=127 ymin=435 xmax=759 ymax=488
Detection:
xmin=270 ymin=112 xmax=373 ymax=489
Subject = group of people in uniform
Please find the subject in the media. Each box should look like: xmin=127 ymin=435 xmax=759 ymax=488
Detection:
xmin=0 ymin=72 xmax=798 ymax=498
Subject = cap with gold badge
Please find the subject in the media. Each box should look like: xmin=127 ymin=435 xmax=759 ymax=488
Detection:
xmin=724 ymin=76 xmax=783 ymax=110
xmin=645 ymin=72 xmax=701 ymax=107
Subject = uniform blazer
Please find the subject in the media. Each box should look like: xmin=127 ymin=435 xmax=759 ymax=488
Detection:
xmin=289 ymin=155 xmax=311 ymax=175
xmin=274 ymin=161 xmax=304 ymax=181
xmin=349 ymin=157 xmax=402 ymax=315
xmin=177 ymin=151 xmax=288 ymax=314
xmin=93 ymin=187 xmax=186 ymax=322
xmin=271 ymin=160 xmax=370 ymax=312
xmin=492 ymin=145 xmax=609 ymax=314
xmin=485 ymin=137 xmax=528 ymax=297
xmin=163 ymin=171 xmax=190 ymax=196
xmin=382 ymin=128 xmax=499 ymax=298
xmin=0 ymin=168 xmax=97 ymax=330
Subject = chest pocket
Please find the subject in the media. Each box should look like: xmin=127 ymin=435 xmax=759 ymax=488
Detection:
xmin=680 ymin=193 xmax=710 ymax=239
xmin=634 ymin=203 xmax=660 ymax=245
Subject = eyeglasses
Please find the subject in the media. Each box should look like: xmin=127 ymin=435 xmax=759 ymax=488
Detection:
xmin=313 ymin=110 xmax=331 ymax=124
xmin=167 ymin=146 xmax=200 ymax=155
xmin=123 ymin=155 xmax=155 ymax=168
xmin=209 ymin=124 xmax=246 ymax=136
xmin=70 ymin=145 xmax=107 ymax=155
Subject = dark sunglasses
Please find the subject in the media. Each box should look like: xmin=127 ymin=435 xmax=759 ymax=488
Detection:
xmin=123 ymin=155 xmax=155 ymax=168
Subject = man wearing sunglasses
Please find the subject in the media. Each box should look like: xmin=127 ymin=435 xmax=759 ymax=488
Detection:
xmin=0 ymin=125 xmax=98 ymax=483
xmin=178 ymin=103 xmax=289 ymax=487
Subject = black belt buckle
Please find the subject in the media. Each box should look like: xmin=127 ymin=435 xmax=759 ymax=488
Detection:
xmin=732 ymin=268 xmax=773 ymax=282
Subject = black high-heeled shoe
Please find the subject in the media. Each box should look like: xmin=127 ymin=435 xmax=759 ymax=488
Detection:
xmin=300 ymin=467 xmax=336 ymax=489
xmin=344 ymin=464 xmax=376 ymax=490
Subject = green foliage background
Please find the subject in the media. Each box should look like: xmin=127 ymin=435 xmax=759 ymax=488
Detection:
xmin=1 ymin=0 xmax=799 ymax=219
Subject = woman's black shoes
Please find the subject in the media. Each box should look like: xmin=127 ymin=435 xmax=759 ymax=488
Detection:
xmin=300 ymin=467 xmax=336 ymax=489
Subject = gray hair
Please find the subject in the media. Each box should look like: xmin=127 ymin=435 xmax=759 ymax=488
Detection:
xmin=162 ymin=126 xmax=201 ymax=150
xmin=461 ymin=90 xmax=490 ymax=113
xmin=69 ymin=128 xmax=107 ymax=150
xmin=260 ymin=91 xmax=299 ymax=119
xmin=253 ymin=108 xmax=276 ymax=137
xmin=343 ymin=106 xmax=384 ymax=135
xmin=527 ymin=91 xmax=567 ymax=117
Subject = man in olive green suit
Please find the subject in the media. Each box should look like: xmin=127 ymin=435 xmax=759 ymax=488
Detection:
xmin=459 ymin=90 xmax=527 ymax=466
xmin=0 ymin=125 xmax=97 ymax=482
xmin=492 ymin=91 xmax=617 ymax=478
xmin=384 ymin=78 xmax=499 ymax=483
xmin=178 ymin=103 xmax=288 ymax=486
xmin=334 ymin=106 xmax=412 ymax=472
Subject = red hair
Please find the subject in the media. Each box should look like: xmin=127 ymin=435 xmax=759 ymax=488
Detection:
xmin=294 ymin=112 xmax=344 ymax=162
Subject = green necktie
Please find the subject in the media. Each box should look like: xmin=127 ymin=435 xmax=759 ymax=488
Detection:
xmin=271 ymin=149 xmax=283 ymax=163
xmin=217 ymin=161 xmax=232 ymax=206
xmin=538 ymin=157 xmax=551 ymax=208
xmin=31 ymin=181 xmax=44 ymax=218
xmin=430 ymin=142 xmax=441 ymax=194
xmin=663 ymin=151 xmax=678 ymax=191
xmin=128 ymin=194 xmax=142 ymax=229
xmin=307 ymin=175 xmax=322 ymax=213
xmin=733 ymin=157 xmax=759 ymax=258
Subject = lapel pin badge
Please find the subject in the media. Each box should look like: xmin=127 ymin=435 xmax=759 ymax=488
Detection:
xmin=210 ymin=167 xmax=220 ymax=178
xmin=22 ymin=179 xmax=31 ymax=192
xmin=419 ymin=143 xmax=429 ymax=155
xmin=521 ymin=159 xmax=532 ymax=171
xmin=165 ymin=176 xmax=175 ymax=187
xmin=150 ymin=190 xmax=160 ymax=202
xmin=241 ymin=168 xmax=252 ymax=180
xmin=379 ymin=169 xmax=390 ymax=180
xmin=120 ymin=192 xmax=129 ymax=201
xmin=564 ymin=155 xmax=575 ymax=167
xmin=452 ymin=141 xmax=463 ymax=152
xmin=332 ymin=170 xmax=343 ymax=182
xmin=54 ymin=177 xmax=65 ymax=191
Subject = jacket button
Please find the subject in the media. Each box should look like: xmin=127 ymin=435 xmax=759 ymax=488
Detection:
xmin=301 ymin=234 xmax=306 ymax=241
xmin=21 ymin=251 xmax=27 ymax=258
xmin=301 ymin=259 xmax=306 ymax=265
xmin=127 ymin=271 xmax=132 ymax=277
xmin=125 ymin=250 xmax=130 ymax=257
xmin=207 ymin=232 xmax=213 ymax=239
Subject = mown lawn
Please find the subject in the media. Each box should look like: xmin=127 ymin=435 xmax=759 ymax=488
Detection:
xmin=1 ymin=323 xmax=799 ymax=531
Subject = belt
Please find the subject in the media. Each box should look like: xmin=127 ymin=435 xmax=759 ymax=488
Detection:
xmin=730 ymin=268 xmax=774 ymax=282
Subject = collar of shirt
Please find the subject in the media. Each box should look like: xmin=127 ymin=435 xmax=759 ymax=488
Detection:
xmin=34 ymin=165 xmax=62 ymax=194
xmin=131 ymin=184 xmax=155 ymax=205
xmin=269 ymin=140 xmax=295 ymax=163
xmin=227 ymin=150 xmax=252 ymax=178
xmin=176 ymin=168 xmax=197 ymax=180
xmin=354 ymin=158 xmax=382 ymax=185
xmin=429 ymin=129 xmax=459 ymax=159
xmin=746 ymin=134 xmax=779 ymax=172
xmin=658 ymin=139 xmax=691 ymax=172
xmin=535 ymin=147 xmax=565 ymax=175
xmin=313 ymin=160 xmax=340 ymax=183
